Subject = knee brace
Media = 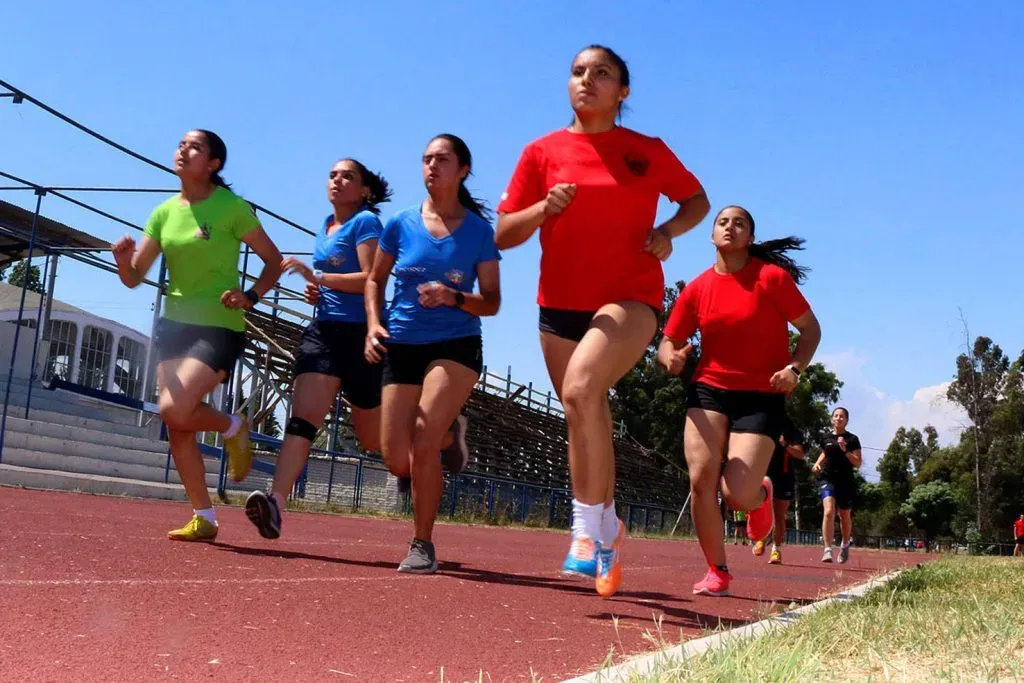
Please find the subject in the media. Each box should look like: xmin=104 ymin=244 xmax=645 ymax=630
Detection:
xmin=285 ymin=417 xmax=318 ymax=441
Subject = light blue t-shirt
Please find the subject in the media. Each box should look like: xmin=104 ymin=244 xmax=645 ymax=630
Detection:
xmin=378 ymin=205 xmax=500 ymax=344
xmin=313 ymin=209 xmax=382 ymax=323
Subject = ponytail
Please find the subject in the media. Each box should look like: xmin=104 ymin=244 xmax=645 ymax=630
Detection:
xmin=749 ymin=237 xmax=809 ymax=284
xmin=342 ymin=158 xmax=394 ymax=215
xmin=196 ymin=129 xmax=232 ymax=192
xmin=457 ymin=181 xmax=492 ymax=221
xmin=429 ymin=133 xmax=493 ymax=221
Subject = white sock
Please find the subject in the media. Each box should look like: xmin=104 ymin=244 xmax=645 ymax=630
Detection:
xmin=571 ymin=499 xmax=604 ymax=543
xmin=841 ymin=541 xmax=850 ymax=549
xmin=601 ymin=500 xmax=620 ymax=544
xmin=222 ymin=414 xmax=242 ymax=439
xmin=194 ymin=508 xmax=217 ymax=525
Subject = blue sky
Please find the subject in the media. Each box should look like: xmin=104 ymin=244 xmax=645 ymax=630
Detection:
xmin=2 ymin=2 xmax=1022 ymax=473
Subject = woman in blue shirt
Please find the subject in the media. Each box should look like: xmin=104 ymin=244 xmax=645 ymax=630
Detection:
xmin=245 ymin=158 xmax=390 ymax=540
xmin=365 ymin=134 xmax=502 ymax=574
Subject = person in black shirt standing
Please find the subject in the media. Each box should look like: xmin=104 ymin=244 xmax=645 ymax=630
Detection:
xmin=811 ymin=407 xmax=862 ymax=563
xmin=753 ymin=415 xmax=806 ymax=564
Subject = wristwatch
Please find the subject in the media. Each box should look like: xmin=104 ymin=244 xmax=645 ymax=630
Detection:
xmin=453 ymin=290 xmax=466 ymax=307
xmin=787 ymin=363 xmax=801 ymax=377
xmin=243 ymin=288 xmax=260 ymax=306
xmin=312 ymin=269 xmax=324 ymax=283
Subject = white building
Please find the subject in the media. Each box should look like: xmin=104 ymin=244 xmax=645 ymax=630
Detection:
xmin=0 ymin=282 xmax=150 ymax=399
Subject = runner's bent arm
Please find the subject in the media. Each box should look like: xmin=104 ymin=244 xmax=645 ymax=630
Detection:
xmin=789 ymin=309 xmax=822 ymax=372
xmin=655 ymin=188 xmax=711 ymax=240
xmin=118 ymin=236 xmax=161 ymax=288
xmin=320 ymin=239 xmax=378 ymax=295
xmin=240 ymin=227 xmax=283 ymax=301
xmin=364 ymin=247 xmax=393 ymax=330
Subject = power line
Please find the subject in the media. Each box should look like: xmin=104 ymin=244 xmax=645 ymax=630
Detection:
xmin=0 ymin=79 xmax=314 ymax=236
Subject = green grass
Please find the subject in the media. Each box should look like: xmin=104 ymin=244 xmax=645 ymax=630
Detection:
xmin=611 ymin=557 xmax=1024 ymax=682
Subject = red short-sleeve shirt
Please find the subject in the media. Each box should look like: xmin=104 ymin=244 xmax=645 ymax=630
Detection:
xmin=498 ymin=127 xmax=702 ymax=311
xmin=663 ymin=258 xmax=811 ymax=393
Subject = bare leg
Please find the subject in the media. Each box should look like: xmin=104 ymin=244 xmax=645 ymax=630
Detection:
xmin=270 ymin=372 xmax=340 ymax=501
xmin=684 ymin=409 xmax=729 ymax=568
xmin=410 ymin=361 xmax=478 ymax=541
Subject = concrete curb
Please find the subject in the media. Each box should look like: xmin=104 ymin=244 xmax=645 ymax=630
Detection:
xmin=562 ymin=569 xmax=903 ymax=683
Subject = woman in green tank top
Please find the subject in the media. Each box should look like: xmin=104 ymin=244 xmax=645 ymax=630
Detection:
xmin=111 ymin=129 xmax=282 ymax=542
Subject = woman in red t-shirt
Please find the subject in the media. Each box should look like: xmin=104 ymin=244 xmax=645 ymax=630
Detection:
xmin=658 ymin=205 xmax=821 ymax=597
xmin=495 ymin=44 xmax=710 ymax=598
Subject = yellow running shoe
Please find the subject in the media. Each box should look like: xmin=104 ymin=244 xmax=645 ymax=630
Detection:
xmin=167 ymin=515 xmax=218 ymax=542
xmin=752 ymin=539 xmax=766 ymax=556
xmin=224 ymin=414 xmax=253 ymax=482
xmin=769 ymin=547 xmax=782 ymax=564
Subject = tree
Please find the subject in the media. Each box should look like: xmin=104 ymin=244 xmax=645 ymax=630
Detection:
xmin=946 ymin=335 xmax=1011 ymax=533
xmin=900 ymin=481 xmax=958 ymax=542
xmin=1 ymin=259 xmax=44 ymax=294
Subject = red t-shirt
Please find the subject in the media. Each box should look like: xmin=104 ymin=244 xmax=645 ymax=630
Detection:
xmin=1014 ymin=519 xmax=1024 ymax=538
xmin=497 ymin=127 xmax=702 ymax=311
xmin=663 ymin=258 xmax=810 ymax=393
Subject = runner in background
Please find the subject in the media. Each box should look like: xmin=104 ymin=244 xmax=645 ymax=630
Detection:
xmin=112 ymin=129 xmax=282 ymax=541
xmin=1013 ymin=515 xmax=1024 ymax=557
xmin=753 ymin=416 xmax=806 ymax=564
xmin=245 ymin=158 xmax=391 ymax=540
xmin=495 ymin=44 xmax=710 ymax=598
xmin=365 ymin=134 xmax=500 ymax=574
xmin=659 ymin=205 xmax=820 ymax=596
xmin=811 ymin=407 xmax=862 ymax=563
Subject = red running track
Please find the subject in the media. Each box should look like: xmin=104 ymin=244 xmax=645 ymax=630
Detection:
xmin=0 ymin=488 xmax=929 ymax=682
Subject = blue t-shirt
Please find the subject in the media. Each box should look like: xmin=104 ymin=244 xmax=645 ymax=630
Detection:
xmin=379 ymin=205 xmax=500 ymax=344
xmin=313 ymin=209 xmax=382 ymax=323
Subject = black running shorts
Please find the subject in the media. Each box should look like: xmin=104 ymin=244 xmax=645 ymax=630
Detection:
xmin=154 ymin=318 xmax=244 ymax=383
xmin=382 ymin=335 xmax=483 ymax=386
xmin=293 ymin=320 xmax=382 ymax=410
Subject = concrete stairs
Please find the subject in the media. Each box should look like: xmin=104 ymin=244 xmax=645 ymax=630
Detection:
xmin=0 ymin=375 xmax=264 ymax=501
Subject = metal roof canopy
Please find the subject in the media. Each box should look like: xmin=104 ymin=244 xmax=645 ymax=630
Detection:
xmin=0 ymin=199 xmax=109 ymax=268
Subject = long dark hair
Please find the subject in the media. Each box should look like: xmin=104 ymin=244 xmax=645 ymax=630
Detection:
xmin=340 ymin=158 xmax=393 ymax=215
xmin=196 ymin=129 xmax=230 ymax=190
xmin=430 ymin=134 xmax=492 ymax=221
xmin=719 ymin=205 xmax=809 ymax=284
xmin=572 ymin=45 xmax=631 ymax=122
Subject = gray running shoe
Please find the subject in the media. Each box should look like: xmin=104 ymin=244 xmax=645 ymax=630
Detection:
xmin=821 ymin=547 xmax=834 ymax=563
xmin=838 ymin=545 xmax=850 ymax=564
xmin=398 ymin=538 xmax=438 ymax=574
xmin=440 ymin=414 xmax=470 ymax=474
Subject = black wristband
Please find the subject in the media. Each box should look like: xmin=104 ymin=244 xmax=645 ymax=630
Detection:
xmin=453 ymin=290 xmax=466 ymax=307
xmin=787 ymin=364 xmax=801 ymax=377
xmin=244 ymin=289 xmax=260 ymax=306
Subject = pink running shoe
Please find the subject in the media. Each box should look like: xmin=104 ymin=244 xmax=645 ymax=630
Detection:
xmin=692 ymin=566 xmax=732 ymax=596
xmin=746 ymin=476 xmax=775 ymax=543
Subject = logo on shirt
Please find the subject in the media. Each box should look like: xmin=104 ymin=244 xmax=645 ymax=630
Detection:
xmin=445 ymin=269 xmax=466 ymax=285
xmin=623 ymin=152 xmax=650 ymax=177
xmin=329 ymin=255 xmax=345 ymax=267
xmin=194 ymin=224 xmax=211 ymax=240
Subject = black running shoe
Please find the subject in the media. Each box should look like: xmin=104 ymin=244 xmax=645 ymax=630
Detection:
xmin=440 ymin=414 xmax=470 ymax=474
xmin=245 ymin=490 xmax=282 ymax=539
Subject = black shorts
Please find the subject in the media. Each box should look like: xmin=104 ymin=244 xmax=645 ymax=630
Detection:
xmin=538 ymin=305 xmax=659 ymax=343
xmin=154 ymin=318 xmax=244 ymax=383
xmin=293 ymin=320 xmax=382 ymax=410
xmin=382 ymin=335 xmax=483 ymax=386
xmin=539 ymin=307 xmax=597 ymax=343
xmin=819 ymin=480 xmax=856 ymax=510
xmin=1016 ymin=536 xmax=1024 ymax=545
xmin=685 ymin=382 xmax=786 ymax=438
xmin=767 ymin=468 xmax=796 ymax=501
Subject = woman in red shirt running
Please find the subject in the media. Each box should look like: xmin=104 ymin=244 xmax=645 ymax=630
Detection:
xmin=659 ymin=205 xmax=821 ymax=596
xmin=496 ymin=45 xmax=710 ymax=598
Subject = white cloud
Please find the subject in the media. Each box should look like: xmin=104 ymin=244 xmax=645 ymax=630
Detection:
xmin=817 ymin=350 xmax=968 ymax=481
